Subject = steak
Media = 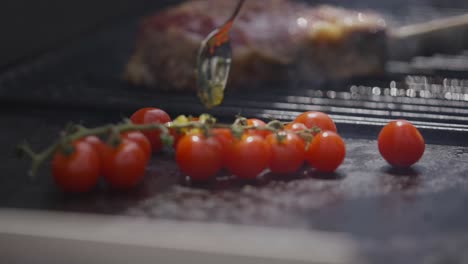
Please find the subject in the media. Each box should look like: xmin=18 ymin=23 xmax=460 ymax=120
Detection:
xmin=125 ymin=0 xmax=387 ymax=91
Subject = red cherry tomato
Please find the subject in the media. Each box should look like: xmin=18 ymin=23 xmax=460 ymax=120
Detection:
xmin=211 ymin=128 xmax=234 ymax=166
xmin=130 ymin=107 xmax=171 ymax=152
xmin=246 ymin=118 xmax=271 ymax=138
xmin=378 ymin=120 xmax=425 ymax=168
xmin=284 ymin=122 xmax=308 ymax=132
xmin=121 ymin=131 xmax=152 ymax=158
xmin=266 ymin=131 xmax=305 ymax=175
xmin=175 ymin=132 xmax=223 ymax=180
xmin=211 ymin=128 xmax=234 ymax=148
xmin=306 ymin=131 xmax=346 ymax=173
xmin=51 ymin=140 xmax=100 ymax=193
xmin=225 ymin=134 xmax=270 ymax=179
xmin=85 ymin=133 xmax=152 ymax=160
xmin=294 ymin=111 xmax=337 ymax=133
xmin=82 ymin=135 xmax=107 ymax=176
xmin=284 ymin=122 xmax=310 ymax=143
xmin=101 ymin=139 xmax=148 ymax=189
xmin=83 ymin=135 xmax=106 ymax=153
xmin=83 ymin=135 xmax=102 ymax=147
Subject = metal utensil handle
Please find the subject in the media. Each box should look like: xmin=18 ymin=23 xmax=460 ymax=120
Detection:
xmin=391 ymin=13 xmax=468 ymax=39
xmin=227 ymin=0 xmax=246 ymax=23
xmin=389 ymin=13 xmax=468 ymax=60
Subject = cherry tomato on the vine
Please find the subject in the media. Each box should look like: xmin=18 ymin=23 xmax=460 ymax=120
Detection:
xmin=284 ymin=122 xmax=310 ymax=144
xmin=294 ymin=111 xmax=337 ymax=133
xmin=266 ymin=131 xmax=305 ymax=175
xmin=225 ymin=134 xmax=270 ymax=179
xmin=130 ymin=107 xmax=171 ymax=152
xmin=211 ymin=128 xmax=234 ymax=165
xmin=85 ymin=133 xmax=151 ymax=161
xmin=101 ymin=139 xmax=148 ymax=189
xmin=246 ymin=118 xmax=271 ymax=138
xmin=284 ymin=122 xmax=308 ymax=132
xmin=121 ymin=131 xmax=152 ymax=158
xmin=175 ymin=132 xmax=223 ymax=180
xmin=306 ymin=131 xmax=345 ymax=173
xmin=83 ymin=135 xmax=107 ymax=174
xmin=51 ymin=140 xmax=100 ymax=193
xmin=378 ymin=120 xmax=425 ymax=168
xmin=83 ymin=135 xmax=106 ymax=153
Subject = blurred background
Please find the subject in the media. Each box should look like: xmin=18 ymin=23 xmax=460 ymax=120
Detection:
xmin=2 ymin=0 xmax=468 ymax=69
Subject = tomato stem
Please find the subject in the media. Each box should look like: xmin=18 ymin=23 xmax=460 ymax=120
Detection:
xmin=267 ymin=120 xmax=284 ymax=130
xmin=17 ymin=141 xmax=59 ymax=178
xmin=276 ymin=131 xmax=287 ymax=143
xmin=17 ymin=121 xmax=171 ymax=177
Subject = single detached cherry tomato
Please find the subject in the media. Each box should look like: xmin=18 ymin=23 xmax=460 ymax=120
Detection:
xmin=306 ymin=131 xmax=346 ymax=173
xmin=378 ymin=120 xmax=425 ymax=168
xmin=225 ymin=134 xmax=270 ymax=179
xmin=266 ymin=131 xmax=305 ymax=175
xmin=101 ymin=139 xmax=148 ymax=189
xmin=246 ymin=118 xmax=271 ymax=138
xmin=130 ymin=107 xmax=171 ymax=152
xmin=121 ymin=131 xmax=152 ymax=158
xmin=51 ymin=140 xmax=100 ymax=193
xmin=176 ymin=132 xmax=223 ymax=180
xmin=294 ymin=111 xmax=337 ymax=133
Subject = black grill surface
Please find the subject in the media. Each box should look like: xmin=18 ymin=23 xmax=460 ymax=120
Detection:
xmin=1 ymin=4 xmax=468 ymax=263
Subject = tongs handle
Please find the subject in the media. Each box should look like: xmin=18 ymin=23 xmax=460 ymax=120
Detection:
xmin=389 ymin=13 xmax=468 ymax=60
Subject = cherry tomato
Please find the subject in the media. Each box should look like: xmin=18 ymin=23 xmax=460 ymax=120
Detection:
xmin=130 ymin=107 xmax=171 ymax=152
xmin=246 ymin=118 xmax=271 ymax=138
xmin=211 ymin=128 xmax=234 ymax=165
xmin=225 ymin=134 xmax=270 ymax=179
xmin=121 ymin=131 xmax=152 ymax=158
xmin=294 ymin=111 xmax=337 ymax=133
xmin=82 ymin=135 xmax=107 ymax=175
xmin=51 ymin=140 xmax=100 ymax=193
xmin=306 ymin=131 xmax=345 ymax=173
xmin=85 ymin=133 xmax=151 ymax=161
xmin=176 ymin=132 xmax=223 ymax=180
xmin=378 ymin=120 xmax=425 ymax=168
xmin=284 ymin=122 xmax=308 ymax=132
xmin=101 ymin=139 xmax=148 ymax=189
xmin=266 ymin=131 xmax=305 ymax=175
xmin=284 ymin=122 xmax=310 ymax=143
xmin=83 ymin=135 xmax=106 ymax=153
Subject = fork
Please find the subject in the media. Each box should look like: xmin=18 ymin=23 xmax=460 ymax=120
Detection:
xmin=196 ymin=0 xmax=246 ymax=108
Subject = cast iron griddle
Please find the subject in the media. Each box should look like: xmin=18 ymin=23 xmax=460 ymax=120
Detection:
xmin=1 ymin=3 xmax=468 ymax=263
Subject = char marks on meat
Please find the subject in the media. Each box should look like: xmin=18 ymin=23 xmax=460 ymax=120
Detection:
xmin=125 ymin=0 xmax=387 ymax=91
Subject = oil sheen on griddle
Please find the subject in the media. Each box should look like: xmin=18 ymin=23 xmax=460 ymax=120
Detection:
xmin=196 ymin=35 xmax=232 ymax=109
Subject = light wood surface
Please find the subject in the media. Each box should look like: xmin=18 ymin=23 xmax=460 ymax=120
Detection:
xmin=0 ymin=208 xmax=363 ymax=264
